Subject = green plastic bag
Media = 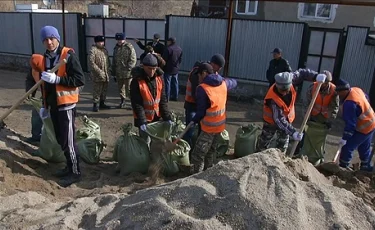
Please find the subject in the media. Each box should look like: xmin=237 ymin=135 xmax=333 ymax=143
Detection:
xmin=234 ymin=124 xmax=261 ymax=157
xmin=113 ymin=123 xmax=150 ymax=176
xmin=301 ymin=121 xmax=329 ymax=165
xmin=76 ymin=116 xmax=105 ymax=164
xmin=146 ymin=121 xmax=190 ymax=176
xmin=191 ymin=127 xmax=230 ymax=157
xmin=28 ymin=98 xmax=66 ymax=163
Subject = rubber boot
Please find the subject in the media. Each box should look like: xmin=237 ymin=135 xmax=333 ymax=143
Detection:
xmin=99 ymin=100 xmax=110 ymax=109
xmin=93 ymin=103 xmax=99 ymax=112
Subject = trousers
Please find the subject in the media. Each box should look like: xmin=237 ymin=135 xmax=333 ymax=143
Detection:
xmin=50 ymin=107 xmax=80 ymax=175
xmin=93 ymin=82 xmax=108 ymax=103
xmin=118 ymin=78 xmax=132 ymax=99
xmin=191 ymin=130 xmax=220 ymax=173
xmin=182 ymin=108 xmax=196 ymax=147
xmin=164 ymin=73 xmax=179 ymax=101
xmin=31 ymin=108 xmax=43 ymax=140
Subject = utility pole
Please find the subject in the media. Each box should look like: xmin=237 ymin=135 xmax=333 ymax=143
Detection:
xmin=224 ymin=0 xmax=234 ymax=77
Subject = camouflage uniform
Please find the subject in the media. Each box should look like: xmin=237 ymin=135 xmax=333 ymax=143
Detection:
xmin=191 ymin=131 xmax=220 ymax=173
xmin=88 ymin=44 xmax=111 ymax=104
xmin=112 ymin=42 xmax=137 ymax=106
xmin=257 ymin=123 xmax=290 ymax=152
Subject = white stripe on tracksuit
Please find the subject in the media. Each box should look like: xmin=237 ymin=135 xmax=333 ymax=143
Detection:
xmin=67 ymin=110 xmax=79 ymax=174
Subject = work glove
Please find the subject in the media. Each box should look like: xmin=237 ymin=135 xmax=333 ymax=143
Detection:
xmin=41 ymin=71 xmax=60 ymax=84
xmin=292 ymin=131 xmax=304 ymax=141
xmin=140 ymin=124 xmax=147 ymax=132
xmin=316 ymin=73 xmax=326 ymax=83
xmin=39 ymin=107 xmax=49 ymax=120
xmin=339 ymin=139 xmax=347 ymax=146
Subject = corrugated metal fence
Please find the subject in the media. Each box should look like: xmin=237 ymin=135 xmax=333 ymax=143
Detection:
xmin=340 ymin=26 xmax=375 ymax=93
xmin=0 ymin=12 xmax=81 ymax=58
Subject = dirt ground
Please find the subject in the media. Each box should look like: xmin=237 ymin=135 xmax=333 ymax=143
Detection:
xmin=0 ymin=69 xmax=373 ymax=208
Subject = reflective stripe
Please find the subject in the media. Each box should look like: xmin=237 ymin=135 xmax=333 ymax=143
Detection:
xmin=206 ymin=108 xmax=225 ymax=117
xmin=186 ymin=91 xmax=192 ymax=96
xmin=56 ymin=88 xmax=79 ymax=97
xmin=143 ymin=98 xmax=160 ymax=105
xmin=201 ymin=118 xmax=226 ymax=127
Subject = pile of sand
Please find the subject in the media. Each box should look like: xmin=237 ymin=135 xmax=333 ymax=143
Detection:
xmin=0 ymin=145 xmax=374 ymax=229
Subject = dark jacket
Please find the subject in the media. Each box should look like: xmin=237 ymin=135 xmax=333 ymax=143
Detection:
xmin=192 ymin=74 xmax=237 ymax=124
xmin=162 ymin=43 xmax=183 ymax=75
xmin=266 ymin=57 xmax=292 ymax=84
xmin=184 ymin=67 xmax=199 ymax=111
xmin=25 ymin=68 xmax=38 ymax=97
xmin=136 ymin=41 xmax=165 ymax=55
xmin=43 ymin=46 xmax=85 ymax=110
xmin=130 ymin=66 xmax=171 ymax=127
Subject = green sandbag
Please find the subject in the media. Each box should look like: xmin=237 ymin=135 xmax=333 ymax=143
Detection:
xmin=191 ymin=127 xmax=229 ymax=157
xmin=146 ymin=121 xmax=190 ymax=176
xmin=234 ymin=123 xmax=261 ymax=157
xmin=301 ymin=121 xmax=329 ymax=165
xmin=28 ymin=98 xmax=66 ymax=163
xmin=76 ymin=116 xmax=105 ymax=164
xmin=113 ymin=123 xmax=150 ymax=176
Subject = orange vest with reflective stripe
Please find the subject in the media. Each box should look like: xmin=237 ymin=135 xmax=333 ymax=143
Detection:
xmin=185 ymin=67 xmax=198 ymax=103
xmin=133 ymin=76 xmax=162 ymax=122
xmin=311 ymin=82 xmax=336 ymax=118
xmin=200 ymin=82 xmax=227 ymax=133
xmin=344 ymin=87 xmax=375 ymax=134
xmin=40 ymin=47 xmax=79 ymax=107
xmin=263 ymin=85 xmax=296 ymax=124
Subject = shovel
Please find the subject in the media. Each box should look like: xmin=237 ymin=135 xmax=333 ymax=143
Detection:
xmin=316 ymin=143 xmax=345 ymax=173
xmin=0 ymin=58 xmax=67 ymax=129
xmin=164 ymin=121 xmax=195 ymax=152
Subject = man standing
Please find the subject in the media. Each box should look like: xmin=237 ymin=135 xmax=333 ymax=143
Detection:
xmin=38 ymin=25 xmax=85 ymax=187
xmin=88 ymin=35 xmax=111 ymax=112
xmin=190 ymin=63 xmax=237 ymax=173
xmin=266 ymin=48 xmax=292 ymax=88
xmin=162 ymin=37 xmax=182 ymax=101
xmin=134 ymin=33 xmax=165 ymax=55
xmin=112 ymin=33 xmax=137 ymax=109
xmin=130 ymin=54 xmax=172 ymax=145
xmin=256 ymin=70 xmax=326 ymax=153
xmin=25 ymin=55 xmax=44 ymax=145
xmin=335 ymin=79 xmax=375 ymax=172
xmin=183 ymin=54 xmax=225 ymax=146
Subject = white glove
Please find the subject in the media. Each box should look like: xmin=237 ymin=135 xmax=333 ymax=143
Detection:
xmin=339 ymin=139 xmax=347 ymax=146
xmin=39 ymin=108 xmax=49 ymax=120
xmin=292 ymin=131 xmax=304 ymax=141
xmin=41 ymin=71 xmax=60 ymax=84
xmin=316 ymin=74 xmax=326 ymax=83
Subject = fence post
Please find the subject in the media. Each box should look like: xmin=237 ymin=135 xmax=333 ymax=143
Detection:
xmin=29 ymin=13 xmax=35 ymax=54
xmin=165 ymin=15 xmax=170 ymax=42
xmin=78 ymin=13 xmax=88 ymax=72
xmin=224 ymin=0 xmax=234 ymax=78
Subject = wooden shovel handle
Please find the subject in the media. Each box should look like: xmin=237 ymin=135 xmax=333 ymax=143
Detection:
xmin=0 ymin=58 xmax=67 ymax=123
xmin=173 ymin=122 xmax=195 ymax=144
xmin=289 ymin=81 xmax=324 ymax=157
xmin=333 ymin=143 xmax=344 ymax=163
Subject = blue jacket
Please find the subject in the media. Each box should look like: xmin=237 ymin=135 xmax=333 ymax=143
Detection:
xmin=342 ymin=90 xmax=371 ymax=140
xmin=192 ymin=74 xmax=237 ymax=124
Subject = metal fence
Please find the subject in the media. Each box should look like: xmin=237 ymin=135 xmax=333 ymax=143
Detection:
xmin=0 ymin=12 xmax=82 ymax=58
xmin=340 ymin=26 xmax=375 ymax=93
xmin=84 ymin=17 xmax=166 ymax=70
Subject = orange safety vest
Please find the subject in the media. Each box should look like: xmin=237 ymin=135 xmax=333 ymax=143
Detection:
xmin=200 ymin=82 xmax=227 ymax=133
xmin=263 ymin=84 xmax=296 ymax=124
xmin=344 ymin=87 xmax=375 ymax=134
xmin=133 ymin=76 xmax=162 ymax=122
xmin=185 ymin=67 xmax=198 ymax=103
xmin=40 ymin=47 xmax=79 ymax=107
xmin=311 ymin=82 xmax=336 ymax=118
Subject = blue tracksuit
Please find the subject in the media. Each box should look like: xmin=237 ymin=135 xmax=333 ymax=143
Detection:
xmin=339 ymin=94 xmax=375 ymax=168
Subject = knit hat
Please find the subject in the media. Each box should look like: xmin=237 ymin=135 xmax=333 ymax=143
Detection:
xmin=275 ymin=72 xmax=293 ymax=90
xmin=94 ymin=35 xmax=105 ymax=43
xmin=142 ymin=53 xmax=158 ymax=67
xmin=40 ymin=26 xmax=60 ymax=42
xmin=272 ymin=48 xmax=282 ymax=54
xmin=115 ymin=33 xmax=125 ymax=40
xmin=322 ymin=70 xmax=333 ymax=82
xmin=168 ymin=37 xmax=176 ymax=43
xmin=335 ymin=79 xmax=350 ymax=92
xmin=210 ymin=54 xmax=225 ymax=68
xmin=154 ymin=33 xmax=160 ymax=39
xmin=197 ymin=62 xmax=214 ymax=74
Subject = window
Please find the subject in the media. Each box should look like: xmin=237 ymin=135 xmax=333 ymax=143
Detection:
xmin=236 ymin=0 xmax=258 ymax=15
xmin=298 ymin=3 xmax=338 ymax=23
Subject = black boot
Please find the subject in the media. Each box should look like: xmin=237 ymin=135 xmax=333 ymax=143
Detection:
xmin=119 ymin=98 xmax=126 ymax=109
xmin=58 ymin=173 xmax=81 ymax=187
xmin=93 ymin=103 xmax=99 ymax=112
xmin=52 ymin=166 xmax=71 ymax=178
xmin=99 ymin=100 xmax=110 ymax=109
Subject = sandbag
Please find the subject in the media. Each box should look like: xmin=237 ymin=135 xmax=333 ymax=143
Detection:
xmin=301 ymin=121 xmax=329 ymax=165
xmin=28 ymin=98 xmax=66 ymax=163
xmin=234 ymin=123 xmax=261 ymax=157
xmin=146 ymin=121 xmax=190 ymax=176
xmin=76 ymin=116 xmax=105 ymax=164
xmin=113 ymin=123 xmax=150 ymax=176
xmin=191 ymin=127 xmax=230 ymax=157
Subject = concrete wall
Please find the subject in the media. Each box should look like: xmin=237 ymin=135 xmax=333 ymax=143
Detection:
xmin=0 ymin=54 xmax=30 ymax=71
